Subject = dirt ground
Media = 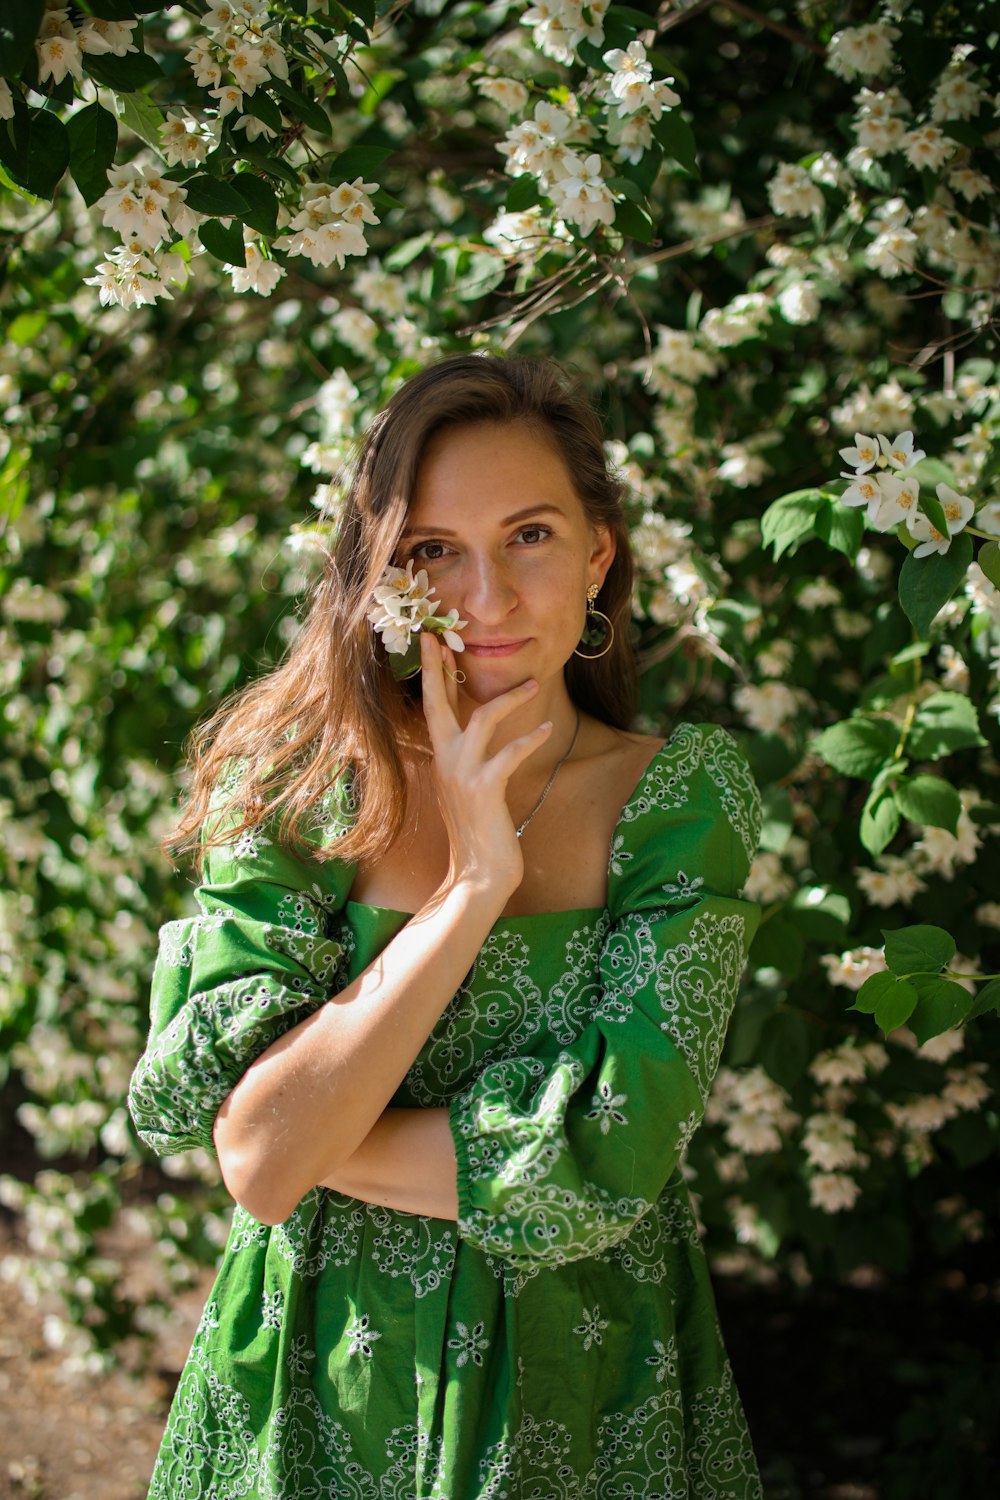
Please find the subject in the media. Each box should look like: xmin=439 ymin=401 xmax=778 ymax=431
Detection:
xmin=0 ymin=1230 xmax=206 ymax=1500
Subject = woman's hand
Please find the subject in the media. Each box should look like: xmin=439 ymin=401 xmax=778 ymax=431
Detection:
xmin=420 ymin=632 xmax=553 ymax=903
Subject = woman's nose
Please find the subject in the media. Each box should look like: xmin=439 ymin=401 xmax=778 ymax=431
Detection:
xmin=461 ymin=555 xmax=517 ymax=623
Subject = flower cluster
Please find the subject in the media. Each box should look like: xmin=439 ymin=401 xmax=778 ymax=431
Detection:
xmin=839 ymin=429 xmax=976 ymax=555
xmin=35 ymin=2 xmax=138 ymax=85
xmin=366 ymin=562 xmax=465 ymax=678
xmin=273 ymin=179 xmax=380 ymax=270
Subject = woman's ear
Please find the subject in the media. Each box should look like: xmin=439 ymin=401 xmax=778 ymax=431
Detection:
xmin=589 ymin=522 xmax=617 ymax=587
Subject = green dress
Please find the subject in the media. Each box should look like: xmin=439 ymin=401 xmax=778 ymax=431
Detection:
xmin=128 ymin=721 xmax=763 ymax=1500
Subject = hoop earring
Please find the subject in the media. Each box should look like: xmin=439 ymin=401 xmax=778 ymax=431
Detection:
xmin=573 ymin=582 xmax=615 ymax=660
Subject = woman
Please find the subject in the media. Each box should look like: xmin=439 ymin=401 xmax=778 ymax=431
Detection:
xmin=129 ymin=354 xmax=764 ymax=1498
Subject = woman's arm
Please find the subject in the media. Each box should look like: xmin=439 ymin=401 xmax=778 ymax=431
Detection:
xmin=213 ymin=636 xmax=553 ymax=1226
xmin=319 ymin=1107 xmax=458 ymax=1220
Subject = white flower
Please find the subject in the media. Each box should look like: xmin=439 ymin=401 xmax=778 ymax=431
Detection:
xmin=84 ymin=244 xmax=188 ymax=309
xmin=77 ymin=17 xmax=139 ymax=57
xmin=810 ymin=1043 xmax=869 ymax=1086
xmin=870 ymin=474 xmax=920 ymax=532
xmin=367 ymin=562 xmax=466 ymax=661
xmin=826 ymin=23 xmax=899 ymax=81
xmin=475 ymin=77 xmax=529 ymax=114
xmin=942 ymin=1064 xmax=990 ymax=1113
xmin=809 ymin=1172 xmax=861 ymax=1213
xmin=855 ymin=856 xmax=926 ymax=908
xmin=209 ymin=84 xmax=245 ymax=118
xmin=949 ymin=166 xmax=991 ymax=202
xmin=767 ymin=163 xmax=824 ymax=217
xmin=901 ymin=124 xmax=955 ymax=172
xmin=229 ymin=44 xmax=269 ymax=93
xmin=864 ymin=225 xmax=918 ymax=278
xmin=547 ymin=153 xmax=616 ymax=237
xmin=931 ymin=72 xmax=984 ymax=122
xmin=878 ymin=430 xmax=926 ymax=469
xmin=37 ymin=26 xmax=84 ymax=85
xmin=258 ymin=36 xmax=289 ymax=81
xmin=717 ymin=444 xmax=770 ymax=488
xmin=819 ymin=946 xmax=887 ymax=992
xmin=840 ymin=469 xmax=899 ymax=523
xmin=229 ymin=240 xmax=285 ymax=295
xmin=906 ymin=482 xmax=974 ymax=557
xmin=234 ymin=112 xmax=277 ymax=142
xmin=733 ymin=681 xmax=801 ymax=734
xmin=187 ymin=39 xmax=223 ymax=88
xmin=803 ymin=1113 xmax=864 ymax=1172
xmin=777 ymin=280 xmax=820 ymax=324
xmin=839 ymin=432 xmax=880 ymax=473
xmin=0 ymin=79 xmax=14 ymax=122
xmin=160 ymin=111 xmax=210 ymax=168
xmin=855 ymin=114 xmax=906 ymax=155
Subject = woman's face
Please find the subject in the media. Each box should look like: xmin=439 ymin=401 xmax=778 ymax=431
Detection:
xmin=401 ymin=420 xmax=616 ymax=705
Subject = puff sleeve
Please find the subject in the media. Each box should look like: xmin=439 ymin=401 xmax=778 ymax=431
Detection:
xmin=448 ymin=723 xmax=762 ymax=1269
xmin=127 ymin=773 xmax=357 ymax=1157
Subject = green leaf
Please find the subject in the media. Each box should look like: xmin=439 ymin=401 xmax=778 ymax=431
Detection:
xmin=893 ymin=774 xmax=961 ymax=835
xmin=749 ymin=913 xmax=805 ymax=976
xmin=612 ymin=197 xmax=654 ymax=243
xmin=882 ymin=924 xmax=956 ymax=977
xmin=0 ymin=101 xmax=70 ymax=200
xmin=241 ymin=89 xmax=283 ymax=135
xmin=506 ymin=176 xmax=540 ymax=213
xmin=908 ymin=975 xmax=975 ymax=1045
xmin=860 ymin=786 xmax=899 ymax=856
xmin=181 ymin=174 xmax=250 ymax=217
xmin=760 ymin=488 xmax=824 ymax=560
xmin=758 ymin=1009 xmax=812 ymax=1088
xmin=0 ymin=159 xmax=40 ymax=203
xmin=235 ymin=146 xmax=300 ymax=187
xmin=270 ymin=79 xmax=333 ymax=138
xmin=84 ymin=48 xmax=163 ymax=90
xmin=918 ymin=486 xmax=949 ymax=539
xmin=326 ymin=144 xmax=394 ymax=182
xmin=968 ymin=978 xmax=1000 ymax=1021
xmin=978 ymin=539 xmax=1000 ymax=588
xmin=118 ymin=90 xmax=163 ymax=150
xmin=384 ymin=230 xmax=433 ymax=271
xmin=198 ymin=217 xmax=246 ymax=266
xmin=79 ymin=0 xmax=143 ymax=17
xmin=907 ymin=691 xmax=986 ymax=760
xmin=851 ymin=971 xmax=917 ymax=1034
xmin=898 ymin=532 xmax=974 ymax=635
xmin=788 ymin=886 xmax=851 ymax=944
xmin=0 ymin=0 xmax=45 ymax=76
xmin=653 ymin=110 xmax=698 ymax=176
xmin=344 ymin=0 xmax=376 ymax=24
xmin=231 ymin=172 xmax=280 ymax=235
xmin=815 ymin=717 xmax=898 ymax=778
xmin=816 ymin=497 xmax=865 ymax=558
xmin=7 ymin=311 xmax=46 ymax=344
xmin=66 ymin=101 xmax=118 ymax=207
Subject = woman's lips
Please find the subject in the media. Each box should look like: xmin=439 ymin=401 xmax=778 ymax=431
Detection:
xmin=462 ymin=639 xmax=529 ymax=658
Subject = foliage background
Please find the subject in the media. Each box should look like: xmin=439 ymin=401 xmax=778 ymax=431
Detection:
xmin=2 ymin=0 xmax=999 ymax=1493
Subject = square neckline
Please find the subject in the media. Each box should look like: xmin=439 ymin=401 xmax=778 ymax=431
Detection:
xmin=344 ymin=725 xmax=690 ymax=924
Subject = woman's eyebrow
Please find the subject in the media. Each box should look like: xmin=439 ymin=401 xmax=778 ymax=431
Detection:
xmin=402 ymin=503 xmax=566 ymax=538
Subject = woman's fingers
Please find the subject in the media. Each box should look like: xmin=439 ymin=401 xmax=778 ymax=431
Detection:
xmin=487 ymin=720 xmax=554 ymax=784
xmin=420 ymin=634 xmax=459 ymax=759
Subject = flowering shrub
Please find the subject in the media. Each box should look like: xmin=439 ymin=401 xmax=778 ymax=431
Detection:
xmin=1 ymin=0 xmax=999 ymax=1370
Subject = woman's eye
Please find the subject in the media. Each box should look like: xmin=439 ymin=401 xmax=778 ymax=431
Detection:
xmin=515 ymin=525 xmax=551 ymax=545
xmin=412 ymin=540 xmax=451 ymax=561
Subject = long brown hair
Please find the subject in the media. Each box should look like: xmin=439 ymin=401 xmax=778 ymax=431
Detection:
xmin=165 ymin=354 xmax=637 ymax=873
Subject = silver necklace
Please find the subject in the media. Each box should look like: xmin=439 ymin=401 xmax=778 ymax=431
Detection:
xmin=515 ymin=709 xmax=581 ymax=840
